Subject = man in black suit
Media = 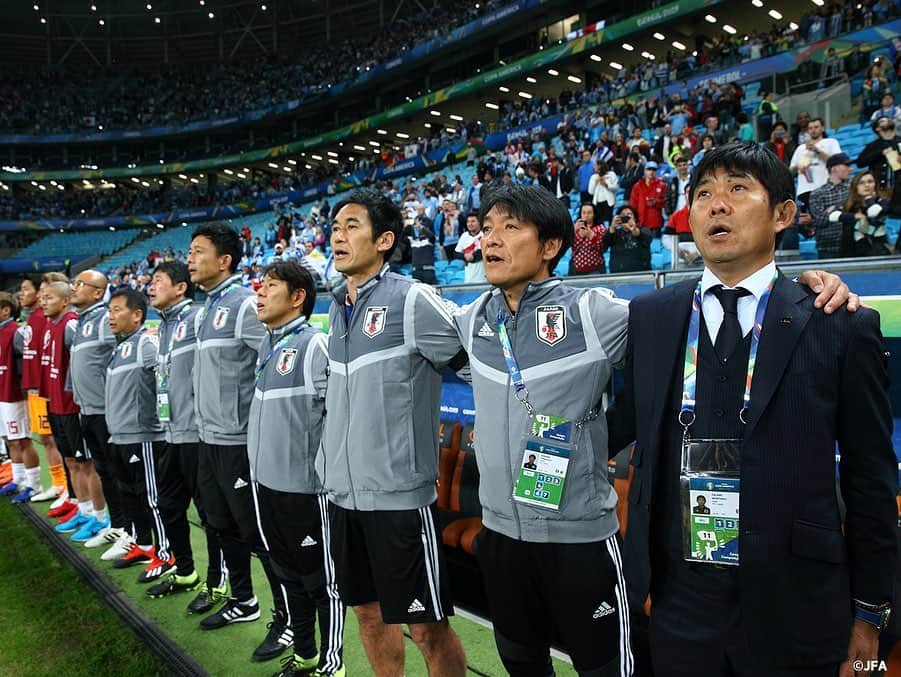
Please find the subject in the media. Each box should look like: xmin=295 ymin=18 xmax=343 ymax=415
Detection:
xmin=607 ymin=142 xmax=895 ymax=676
xmin=549 ymin=155 xmax=574 ymax=209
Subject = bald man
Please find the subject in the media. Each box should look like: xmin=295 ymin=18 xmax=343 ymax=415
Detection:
xmin=67 ymin=270 xmax=127 ymax=550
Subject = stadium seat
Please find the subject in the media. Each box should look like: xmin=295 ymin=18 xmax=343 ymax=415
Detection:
xmin=437 ymin=420 xmax=462 ymax=511
xmin=442 ymin=423 xmax=483 ymax=554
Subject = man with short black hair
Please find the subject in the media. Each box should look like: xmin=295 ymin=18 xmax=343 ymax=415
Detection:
xmin=809 ymin=153 xmax=853 ymax=258
xmin=188 ymin=223 xmax=293 ymax=662
xmin=145 ymin=261 xmax=224 ymax=603
xmin=251 ymin=260 xmax=346 ymax=677
xmin=323 ymin=187 xmax=467 ymax=676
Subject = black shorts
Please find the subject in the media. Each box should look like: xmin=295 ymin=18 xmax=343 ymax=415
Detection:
xmin=328 ymin=501 xmax=453 ymax=624
xmin=475 ymin=528 xmax=633 ymax=676
xmin=48 ymin=412 xmax=87 ymax=460
xmin=255 ymin=485 xmax=335 ymax=583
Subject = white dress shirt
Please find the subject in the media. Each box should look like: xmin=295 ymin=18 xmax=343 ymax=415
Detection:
xmin=700 ymin=260 xmax=777 ymax=344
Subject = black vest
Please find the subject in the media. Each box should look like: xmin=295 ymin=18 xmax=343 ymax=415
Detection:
xmin=651 ymin=317 xmax=751 ymax=596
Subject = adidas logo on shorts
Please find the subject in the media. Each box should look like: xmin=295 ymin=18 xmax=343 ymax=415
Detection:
xmin=128 ymin=455 xmax=141 ymax=464
xmin=593 ymin=602 xmax=615 ymax=619
xmin=233 ymin=478 xmax=248 ymax=489
xmin=407 ymin=598 xmax=426 ymax=614
xmin=477 ymin=321 xmax=495 ymax=337
xmin=300 ymin=536 xmax=317 ymax=547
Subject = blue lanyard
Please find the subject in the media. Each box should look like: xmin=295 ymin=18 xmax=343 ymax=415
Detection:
xmin=496 ymin=310 xmax=533 ymax=415
xmin=680 ymin=273 xmax=778 ymax=428
xmin=199 ymin=283 xmax=240 ymax=325
xmin=160 ymin=303 xmax=192 ymax=386
xmin=255 ymin=322 xmax=307 ymax=385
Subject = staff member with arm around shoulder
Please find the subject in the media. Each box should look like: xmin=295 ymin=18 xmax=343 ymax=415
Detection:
xmin=606 ymin=142 xmax=894 ymax=677
xmin=322 ymin=188 xmax=468 ymax=677
xmin=250 ymin=260 xmax=346 ymax=677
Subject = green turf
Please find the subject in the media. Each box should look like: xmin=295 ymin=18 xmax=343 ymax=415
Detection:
xmin=0 ymin=500 xmax=167 ymax=677
xmin=18 ymin=441 xmax=578 ymax=675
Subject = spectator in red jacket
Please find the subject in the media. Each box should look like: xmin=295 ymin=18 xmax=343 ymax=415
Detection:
xmin=629 ymin=161 xmax=667 ymax=233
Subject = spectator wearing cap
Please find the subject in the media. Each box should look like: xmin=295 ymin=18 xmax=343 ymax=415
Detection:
xmin=266 ymin=242 xmax=287 ymax=264
xmin=809 ymin=153 xmax=854 ymax=258
xmin=629 ymin=160 xmax=667 ymax=234
xmin=858 ymin=115 xmax=901 ymax=215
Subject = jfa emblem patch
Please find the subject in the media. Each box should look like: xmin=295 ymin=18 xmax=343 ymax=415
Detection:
xmin=174 ymin=323 xmax=187 ymax=341
xmin=212 ymin=306 xmax=230 ymax=330
xmin=82 ymin=321 xmax=94 ymax=337
xmin=536 ymin=305 xmax=566 ymax=346
xmin=362 ymin=307 xmax=387 ymax=338
xmin=120 ymin=342 xmax=133 ymax=359
xmin=276 ymin=348 xmax=298 ymax=375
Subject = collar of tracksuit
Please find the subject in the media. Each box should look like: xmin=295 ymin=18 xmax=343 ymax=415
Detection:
xmin=205 ymin=274 xmax=242 ymax=298
xmin=489 ymin=276 xmax=565 ymax=321
xmin=77 ymin=301 xmax=105 ymax=318
xmin=160 ymin=298 xmax=192 ymax=322
xmin=269 ymin=314 xmax=308 ymax=340
xmin=331 ymin=263 xmax=390 ymax=307
xmin=115 ymin=325 xmax=145 ymax=345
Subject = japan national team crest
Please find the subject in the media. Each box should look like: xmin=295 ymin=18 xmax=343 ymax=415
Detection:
xmin=82 ymin=321 xmax=94 ymax=337
xmin=212 ymin=306 xmax=230 ymax=330
xmin=536 ymin=305 xmax=566 ymax=346
xmin=120 ymin=342 xmax=133 ymax=359
xmin=362 ymin=307 xmax=387 ymax=338
xmin=174 ymin=323 xmax=188 ymax=341
xmin=276 ymin=348 xmax=298 ymax=375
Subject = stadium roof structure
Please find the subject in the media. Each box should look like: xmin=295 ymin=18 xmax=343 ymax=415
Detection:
xmin=2 ymin=0 xmax=431 ymax=66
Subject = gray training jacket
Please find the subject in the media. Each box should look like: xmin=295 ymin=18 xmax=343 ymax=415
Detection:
xmin=192 ymin=274 xmax=266 ymax=446
xmin=453 ymin=278 xmax=629 ymax=544
xmin=247 ymin=315 xmax=328 ymax=494
xmin=156 ymin=299 xmax=200 ymax=445
xmin=322 ymin=265 xmax=463 ymax=511
xmin=68 ymin=302 xmax=116 ymax=415
xmin=105 ymin=326 xmax=164 ymax=444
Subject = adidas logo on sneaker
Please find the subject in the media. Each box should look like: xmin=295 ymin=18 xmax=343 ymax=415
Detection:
xmin=407 ymin=599 xmax=426 ymax=613
xmin=301 ymin=536 xmax=318 ymax=547
xmin=128 ymin=455 xmax=141 ymax=464
xmin=593 ymin=602 xmax=615 ymax=619
xmin=477 ymin=321 xmax=495 ymax=337
xmin=233 ymin=478 xmax=248 ymax=489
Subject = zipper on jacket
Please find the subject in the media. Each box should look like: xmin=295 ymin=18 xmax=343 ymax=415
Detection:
xmin=340 ymin=301 xmax=357 ymax=510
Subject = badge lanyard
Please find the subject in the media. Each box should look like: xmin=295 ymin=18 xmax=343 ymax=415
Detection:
xmin=255 ymin=322 xmax=308 ymax=385
xmin=679 ymin=273 xmax=778 ymax=432
xmin=159 ymin=302 xmax=192 ymax=389
xmin=496 ymin=310 xmax=597 ymax=427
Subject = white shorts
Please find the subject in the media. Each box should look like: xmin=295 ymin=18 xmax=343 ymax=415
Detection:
xmin=0 ymin=401 xmax=30 ymax=440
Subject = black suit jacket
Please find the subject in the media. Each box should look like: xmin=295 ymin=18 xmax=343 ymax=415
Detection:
xmin=607 ymin=274 xmax=896 ymax=667
xmin=551 ymin=167 xmax=574 ymax=196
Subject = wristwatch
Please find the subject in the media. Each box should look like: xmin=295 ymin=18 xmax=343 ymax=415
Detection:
xmin=854 ymin=600 xmax=892 ymax=632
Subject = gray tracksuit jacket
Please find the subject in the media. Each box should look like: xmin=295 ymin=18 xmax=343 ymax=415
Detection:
xmin=248 ymin=315 xmax=328 ymax=494
xmin=322 ymin=265 xmax=463 ymax=511
xmin=68 ymin=302 xmax=116 ymax=415
xmin=105 ymin=326 xmax=164 ymax=444
xmin=193 ymin=274 xmax=266 ymax=446
xmin=156 ymin=299 xmax=200 ymax=445
xmin=453 ymin=278 xmax=629 ymax=543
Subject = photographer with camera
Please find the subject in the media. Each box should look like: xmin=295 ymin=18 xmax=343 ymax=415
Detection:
xmin=570 ymin=203 xmax=607 ymax=276
xmin=603 ymin=204 xmax=652 ymax=273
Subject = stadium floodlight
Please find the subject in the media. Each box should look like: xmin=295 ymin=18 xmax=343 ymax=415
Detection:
xmin=131 ymin=177 xmax=141 ymax=183
xmin=38 ymin=184 xmax=47 ymax=191
xmin=498 ymin=86 xmax=510 ymax=92
xmin=353 ymin=145 xmax=366 ymax=151
xmin=789 ymin=21 xmax=799 ymax=29
xmin=327 ymin=151 xmax=339 ymax=157
xmin=609 ymin=61 xmax=623 ymax=70
xmin=146 ymin=3 xmax=152 ymax=9
xmin=237 ymin=173 xmax=247 ymax=179
xmin=156 ymin=223 xmax=164 ymax=229
xmin=91 ymin=4 xmax=97 ymax=10
xmin=590 ymin=54 xmax=602 ymax=62
xmin=328 ymin=159 xmax=339 ymax=165
xmin=190 ymin=178 xmax=199 ymax=184
xmin=518 ymin=91 xmax=532 ymax=99
xmin=243 ymin=168 xmax=250 ymax=172
xmin=377 ymin=129 xmax=388 ymax=134
xmin=622 ymin=43 xmax=634 ymax=51
xmin=267 ymin=162 xmax=278 ymax=168
xmin=752 ymin=0 xmax=763 ymax=5
xmin=653 ymin=32 xmax=665 ymax=40
xmin=224 ymin=169 xmax=234 ymax=174
xmin=50 ymin=180 xmax=57 ymax=186
xmin=141 ymin=181 xmax=150 ymax=187
xmin=811 ymin=0 xmax=824 ymax=5
xmin=178 ymin=173 xmax=188 ymax=179
xmin=57 ymin=184 xmax=65 ymax=190
xmin=567 ymin=75 xmax=581 ymax=83
xmin=31 ymin=180 xmax=38 ymax=186
xmin=155 ymin=17 xmax=160 ymax=23
xmin=261 ymin=3 xmax=268 ymax=9
xmin=288 ymin=159 xmax=297 ymax=165
xmin=311 ymin=154 xmax=323 ymax=160
xmin=672 ymin=41 xmax=686 ymax=50
xmin=449 ymin=114 xmax=463 ymax=121
xmin=1 ymin=185 xmax=8 ymax=191
xmin=429 ymin=110 xmax=441 ymax=116
xmin=40 ymin=17 xmax=47 ymax=24
xmin=33 ymin=4 xmax=39 ymax=10
xmin=348 ymin=157 xmax=355 ymax=162
xmin=723 ymin=23 xmax=737 ymax=33
xmin=98 ymin=18 xmax=104 ymax=25
xmin=283 ymin=166 xmax=292 ymax=172
xmin=768 ymin=8 xmax=782 ymax=18
xmin=396 ymin=132 xmax=410 ymax=139
xmin=305 ymin=164 xmax=312 ymax=169
xmin=705 ymin=14 xmax=717 ymax=22
xmin=208 ymin=12 xmax=214 ymax=19
xmin=485 ymin=102 xmax=499 ymax=109
xmin=423 ymin=123 xmax=431 ymax=128
xmin=547 ymin=69 xmax=559 ymax=76
xmin=526 ymin=76 xmax=537 ymax=83
xmin=368 ymin=141 xmax=380 ymax=146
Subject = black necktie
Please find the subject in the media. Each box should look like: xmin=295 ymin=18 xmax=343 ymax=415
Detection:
xmin=710 ymin=285 xmax=751 ymax=362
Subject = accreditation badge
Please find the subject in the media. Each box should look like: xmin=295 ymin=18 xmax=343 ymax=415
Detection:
xmin=156 ymin=390 xmax=171 ymax=422
xmin=512 ymin=414 xmax=578 ymax=511
xmin=680 ymin=438 xmax=742 ymax=566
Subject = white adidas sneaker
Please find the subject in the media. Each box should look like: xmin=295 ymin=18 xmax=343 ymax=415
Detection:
xmin=101 ymin=533 xmax=134 ymax=561
xmin=84 ymin=525 xmax=114 ymax=548
xmin=49 ymin=491 xmax=69 ymax=510
xmin=30 ymin=486 xmax=61 ymax=502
